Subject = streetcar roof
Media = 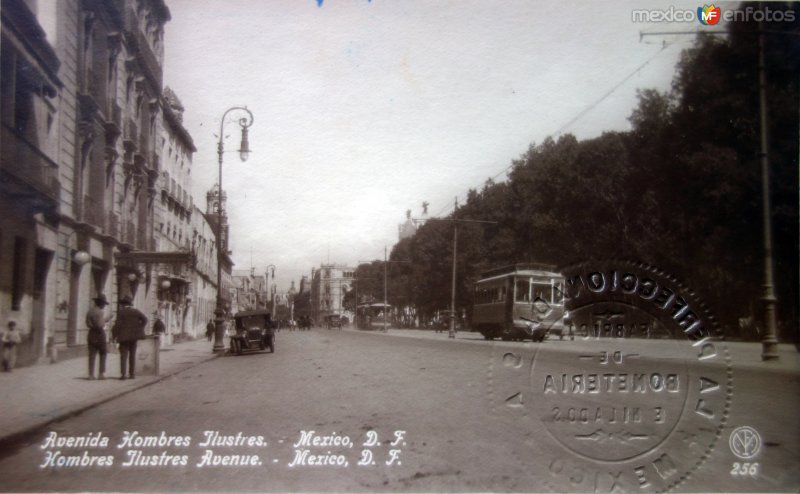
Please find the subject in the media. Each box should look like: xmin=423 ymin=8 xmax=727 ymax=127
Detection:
xmin=475 ymin=269 xmax=563 ymax=284
xmin=479 ymin=262 xmax=557 ymax=278
xmin=356 ymin=303 xmax=392 ymax=309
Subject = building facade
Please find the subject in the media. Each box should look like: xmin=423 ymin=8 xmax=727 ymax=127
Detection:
xmin=203 ymin=186 xmax=233 ymax=317
xmin=152 ymin=86 xmax=196 ymax=342
xmin=1 ymin=0 xmax=64 ymax=365
xmin=310 ymin=264 xmax=354 ymax=325
xmin=0 ymin=0 xmax=225 ymax=365
xmin=189 ymin=204 xmax=218 ymax=337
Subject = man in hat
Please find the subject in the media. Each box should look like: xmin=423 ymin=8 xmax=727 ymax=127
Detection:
xmin=86 ymin=294 xmax=111 ymax=380
xmin=111 ymin=295 xmax=147 ymax=380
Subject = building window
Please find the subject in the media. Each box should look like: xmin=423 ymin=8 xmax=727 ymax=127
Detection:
xmin=11 ymin=237 xmax=27 ymax=310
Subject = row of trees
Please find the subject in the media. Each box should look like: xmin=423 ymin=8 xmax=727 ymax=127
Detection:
xmin=350 ymin=4 xmax=798 ymax=339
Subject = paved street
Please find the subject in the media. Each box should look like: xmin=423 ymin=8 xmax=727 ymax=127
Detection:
xmin=0 ymin=329 xmax=797 ymax=492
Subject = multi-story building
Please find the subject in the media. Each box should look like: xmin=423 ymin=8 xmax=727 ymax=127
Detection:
xmin=152 ymin=86 xmax=195 ymax=342
xmin=204 ymin=185 xmax=233 ymax=316
xmin=1 ymin=0 xmax=229 ymax=365
xmin=1 ymin=0 xmax=64 ymax=365
xmin=189 ymin=203 xmax=218 ymax=336
xmin=231 ymin=268 xmax=258 ymax=312
xmin=310 ymin=264 xmax=355 ymax=325
xmin=52 ymin=0 xmax=172 ymax=357
xmin=2 ymin=0 xmax=173 ymax=363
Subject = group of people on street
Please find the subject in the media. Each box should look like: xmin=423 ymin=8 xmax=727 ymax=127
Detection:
xmin=85 ymin=294 xmax=149 ymax=380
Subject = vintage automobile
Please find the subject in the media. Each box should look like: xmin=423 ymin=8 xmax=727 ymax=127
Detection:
xmin=324 ymin=314 xmax=344 ymax=330
xmin=230 ymin=309 xmax=274 ymax=355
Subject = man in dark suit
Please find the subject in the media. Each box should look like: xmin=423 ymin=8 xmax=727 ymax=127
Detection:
xmin=111 ymin=295 xmax=147 ymax=380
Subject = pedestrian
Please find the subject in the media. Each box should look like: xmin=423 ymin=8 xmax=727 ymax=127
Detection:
xmin=205 ymin=318 xmax=215 ymax=341
xmin=86 ymin=294 xmax=111 ymax=380
xmin=152 ymin=314 xmax=165 ymax=336
xmin=1 ymin=321 xmax=22 ymax=372
xmin=111 ymin=295 xmax=147 ymax=380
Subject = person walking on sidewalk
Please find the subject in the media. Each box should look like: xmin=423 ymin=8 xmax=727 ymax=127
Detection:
xmin=86 ymin=294 xmax=111 ymax=380
xmin=111 ymin=296 xmax=147 ymax=380
xmin=1 ymin=321 xmax=22 ymax=371
xmin=152 ymin=315 xmax=165 ymax=337
xmin=205 ymin=319 xmax=215 ymax=342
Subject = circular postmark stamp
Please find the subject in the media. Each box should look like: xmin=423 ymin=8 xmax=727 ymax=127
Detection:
xmin=488 ymin=260 xmax=732 ymax=492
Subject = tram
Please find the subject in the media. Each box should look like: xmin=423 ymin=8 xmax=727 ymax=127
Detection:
xmin=356 ymin=303 xmax=392 ymax=331
xmin=472 ymin=263 xmax=566 ymax=341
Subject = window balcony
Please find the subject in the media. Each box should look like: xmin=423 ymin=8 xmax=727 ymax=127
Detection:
xmin=0 ymin=123 xmax=60 ymax=217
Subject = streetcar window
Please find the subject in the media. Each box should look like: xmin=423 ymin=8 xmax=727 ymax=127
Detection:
xmin=515 ymin=279 xmax=530 ymax=302
xmin=553 ymin=281 xmax=564 ymax=305
xmin=532 ymin=283 xmax=551 ymax=303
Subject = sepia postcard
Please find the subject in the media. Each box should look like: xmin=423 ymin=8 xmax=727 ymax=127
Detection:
xmin=0 ymin=0 xmax=797 ymax=492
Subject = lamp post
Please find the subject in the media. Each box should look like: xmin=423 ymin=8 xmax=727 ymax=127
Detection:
xmin=639 ymin=20 xmax=781 ymax=360
xmin=265 ymin=264 xmax=276 ymax=310
xmin=271 ymin=283 xmax=277 ymax=320
xmin=213 ymin=106 xmax=254 ymax=353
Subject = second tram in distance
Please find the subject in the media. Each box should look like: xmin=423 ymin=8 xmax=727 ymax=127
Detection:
xmin=472 ymin=263 xmax=566 ymax=341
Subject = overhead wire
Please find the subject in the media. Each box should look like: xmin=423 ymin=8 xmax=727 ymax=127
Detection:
xmin=429 ymin=41 xmax=677 ymax=220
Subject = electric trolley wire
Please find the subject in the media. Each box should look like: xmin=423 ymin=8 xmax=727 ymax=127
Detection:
xmin=430 ymin=41 xmax=677 ymax=220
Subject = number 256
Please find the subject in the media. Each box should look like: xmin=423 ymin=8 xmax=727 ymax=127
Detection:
xmin=731 ymin=462 xmax=758 ymax=476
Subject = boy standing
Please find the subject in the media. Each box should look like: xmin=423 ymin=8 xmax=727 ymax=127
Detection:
xmin=1 ymin=321 xmax=22 ymax=371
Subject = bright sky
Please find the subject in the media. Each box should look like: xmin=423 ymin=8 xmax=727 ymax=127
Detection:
xmin=163 ymin=0 xmax=710 ymax=290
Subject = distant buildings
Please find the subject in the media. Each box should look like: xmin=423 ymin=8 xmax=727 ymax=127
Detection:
xmin=311 ymin=264 xmax=355 ymax=324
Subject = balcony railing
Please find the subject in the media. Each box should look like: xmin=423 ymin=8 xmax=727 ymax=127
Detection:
xmin=0 ymin=123 xmax=61 ymax=205
xmin=123 ymin=8 xmax=163 ymax=90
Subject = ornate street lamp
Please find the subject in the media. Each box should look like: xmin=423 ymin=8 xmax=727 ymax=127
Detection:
xmin=213 ymin=106 xmax=255 ymax=353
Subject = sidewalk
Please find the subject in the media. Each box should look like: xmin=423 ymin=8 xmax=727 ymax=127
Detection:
xmin=0 ymin=337 xmax=221 ymax=448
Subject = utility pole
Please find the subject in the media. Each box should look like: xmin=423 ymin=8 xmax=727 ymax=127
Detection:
xmin=640 ymin=17 xmax=782 ymax=360
xmin=756 ymin=21 xmax=779 ymax=359
xmin=358 ymin=254 xmax=410 ymax=333
xmin=421 ymin=199 xmax=497 ymax=339
xmin=384 ymin=246 xmax=388 ymax=332
xmin=450 ymin=197 xmax=458 ymax=339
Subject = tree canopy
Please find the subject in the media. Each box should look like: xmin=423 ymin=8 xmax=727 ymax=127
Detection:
xmin=362 ymin=3 xmax=798 ymax=339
